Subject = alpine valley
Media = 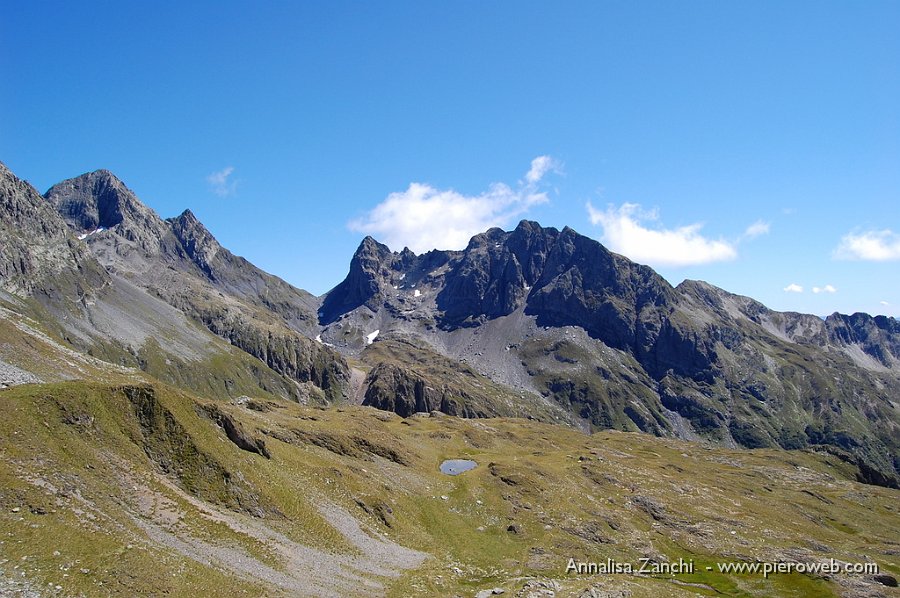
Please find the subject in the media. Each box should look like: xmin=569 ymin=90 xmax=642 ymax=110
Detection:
xmin=1 ymin=161 xmax=898 ymax=597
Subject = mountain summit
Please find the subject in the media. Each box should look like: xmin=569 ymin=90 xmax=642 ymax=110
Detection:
xmin=46 ymin=170 xmax=159 ymax=237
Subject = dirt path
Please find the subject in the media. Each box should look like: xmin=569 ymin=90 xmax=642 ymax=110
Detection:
xmin=126 ymin=467 xmax=427 ymax=597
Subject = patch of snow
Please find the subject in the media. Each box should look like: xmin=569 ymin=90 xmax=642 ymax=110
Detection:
xmin=76 ymin=227 xmax=106 ymax=241
xmin=414 ymin=289 xmax=421 ymax=298
xmin=399 ymin=273 xmax=406 ymax=280
xmin=315 ymin=334 xmax=322 ymax=344
xmin=366 ymin=330 xmax=380 ymax=345
xmin=393 ymin=285 xmax=398 ymax=289
xmin=524 ymin=285 xmax=531 ymax=291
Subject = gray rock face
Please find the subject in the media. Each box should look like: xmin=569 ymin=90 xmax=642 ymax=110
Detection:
xmin=361 ymin=361 xmax=501 ymax=419
xmin=436 ymin=227 xmax=532 ymax=326
xmin=47 ymin=171 xmax=320 ymax=328
xmin=199 ymin=310 xmax=348 ymax=401
xmin=46 ymin=170 xmax=164 ymax=248
xmin=824 ymin=312 xmax=900 ymax=367
xmin=523 ymin=226 xmax=674 ymax=358
xmin=362 ymin=363 xmax=462 ymax=418
xmin=169 ymin=209 xmax=220 ymax=278
xmin=319 ymin=236 xmax=411 ymax=322
xmin=0 ymin=161 xmax=108 ymax=296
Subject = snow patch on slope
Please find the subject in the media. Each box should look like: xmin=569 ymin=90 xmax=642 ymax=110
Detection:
xmin=77 ymin=227 xmax=105 ymax=240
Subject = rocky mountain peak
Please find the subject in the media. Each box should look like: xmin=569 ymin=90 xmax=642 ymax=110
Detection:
xmin=1 ymin=161 xmax=109 ymax=295
xmin=42 ymin=168 xmax=322 ymax=331
xmin=356 ymin=235 xmax=394 ymax=261
xmin=464 ymin=226 xmax=507 ymax=250
xmin=168 ymin=209 xmax=221 ymax=278
xmin=506 ymin=220 xmax=560 ymax=284
xmin=44 ymin=169 xmax=171 ymax=260
xmin=173 ymin=207 xmax=200 ymax=225
xmin=45 ymin=169 xmax=149 ymax=232
xmin=319 ymin=235 xmax=399 ymax=322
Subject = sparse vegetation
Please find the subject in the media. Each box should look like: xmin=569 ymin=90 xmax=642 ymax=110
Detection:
xmin=2 ymin=378 xmax=898 ymax=596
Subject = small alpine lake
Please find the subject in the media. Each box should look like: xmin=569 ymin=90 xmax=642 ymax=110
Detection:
xmin=440 ymin=459 xmax=477 ymax=475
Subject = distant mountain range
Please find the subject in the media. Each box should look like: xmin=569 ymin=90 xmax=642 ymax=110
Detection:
xmin=2 ymin=161 xmax=898 ymax=487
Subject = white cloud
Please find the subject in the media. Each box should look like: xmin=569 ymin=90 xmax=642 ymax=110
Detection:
xmin=585 ymin=202 xmax=737 ymax=266
xmin=783 ymin=283 xmax=804 ymax=293
xmin=206 ymin=166 xmax=237 ymax=197
xmin=743 ymin=220 xmax=770 ymax=239
xmin=525 ymin=155 xmax=558 ymax=184
xmin=349 ymin=157 xmax=556 ymax=253
xmin=881 ymin=300 xmax=890 ymax=306
xmin=834 ymin=229 xmax=900 ymax=261
xmin=812 ymin=284 xmax=837 ymax=294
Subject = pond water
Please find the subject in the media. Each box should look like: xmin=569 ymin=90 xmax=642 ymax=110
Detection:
xmin=440 ymin=459 xmax=478 ymax=475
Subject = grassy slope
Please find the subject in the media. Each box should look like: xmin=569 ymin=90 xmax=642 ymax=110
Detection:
xmin=1 ymin=375 xmax=898 ymax=597
xmin=0 ymin=295 xmax=316 ymax=405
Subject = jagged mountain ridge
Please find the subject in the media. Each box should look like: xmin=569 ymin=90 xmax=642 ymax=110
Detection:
xmin=43 ymin=169 xmax=350 ymax=401
xmin=1 ymin=162 xmax=348 ymax=404
xmin=320 ymin=220 xmax=900 ymax=486
xmin=45 ymin=171 xmax=322 ymax=333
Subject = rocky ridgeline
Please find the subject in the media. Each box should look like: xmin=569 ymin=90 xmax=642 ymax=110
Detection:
xmin=322 ymin=220 xmax=900 ymax=487
xmin=41 ymin=168 xmax=350 ymax=402
xmin=1 ymin=162 xmax=349 ymax=405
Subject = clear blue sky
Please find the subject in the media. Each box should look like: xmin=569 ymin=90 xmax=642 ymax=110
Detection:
xmin=2 ymin=1 xmax=898 ymax=316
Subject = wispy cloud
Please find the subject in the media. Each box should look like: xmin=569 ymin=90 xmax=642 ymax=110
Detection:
xmin=834 ymin=229 xmax=900 ymax=261
xmin=206 ymin=166 xmax=237 ymax=197
xmin=525 ymin=155 xmax=559 ymax=184
xmin=881 ymin=300 xmax=890 ymax=306
xmin=783 ymin=283 xmax=804 ymax=293
xmin=743 ymin=220 xmax=770 ymax=239
xmin=349 ymin=157 xmax=557 ymax=253
xmin=812 ymin=284 xmax=837 ymax=294
xmin=585 ymin=203 xmax=737 ymax=266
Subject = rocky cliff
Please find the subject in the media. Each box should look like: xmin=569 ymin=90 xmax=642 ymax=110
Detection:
xmin=0 ymin=162 xmax=108 ymax=297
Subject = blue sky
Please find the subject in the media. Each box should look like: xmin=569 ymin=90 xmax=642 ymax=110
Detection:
xmin=2 ymin=1 xmax=898 ymax=316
